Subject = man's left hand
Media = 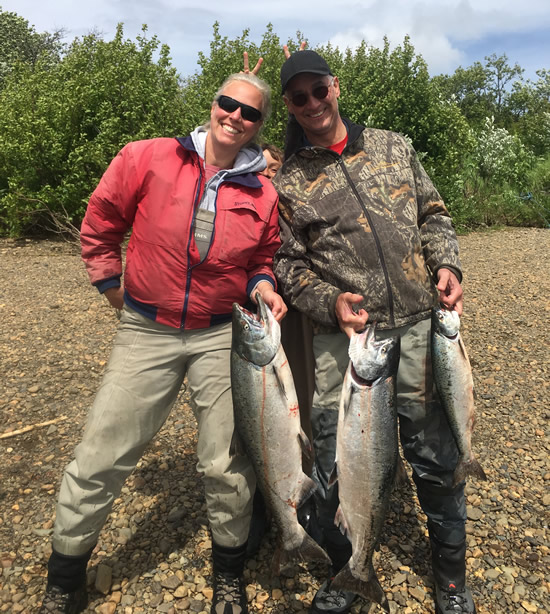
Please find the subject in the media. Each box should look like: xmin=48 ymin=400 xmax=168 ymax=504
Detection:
xmin=437 ymin=268 xmax=463 ymax=315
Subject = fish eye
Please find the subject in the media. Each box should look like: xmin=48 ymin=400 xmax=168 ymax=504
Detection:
xmin=244 ymin=323 xmax=250 ymax=330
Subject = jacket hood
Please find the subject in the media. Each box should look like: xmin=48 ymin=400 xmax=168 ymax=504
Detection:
xmin=178 ymin=127 xmax=267 ymax=212
xmin=188 ymin=126 xmax=266 ymax=176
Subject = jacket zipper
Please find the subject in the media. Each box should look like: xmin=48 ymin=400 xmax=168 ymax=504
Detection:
xmin=181 ymin=161 xmax=205 ymax=329
xmin=336 ymin=156 xmax=396 ymax=327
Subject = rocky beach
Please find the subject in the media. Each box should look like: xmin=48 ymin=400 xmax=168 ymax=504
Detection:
xmin=1 ymin=227 xmax=549 ymax=614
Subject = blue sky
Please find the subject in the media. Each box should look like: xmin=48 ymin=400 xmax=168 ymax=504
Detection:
xmin=3 ymin=0 xmax=549 ymax=82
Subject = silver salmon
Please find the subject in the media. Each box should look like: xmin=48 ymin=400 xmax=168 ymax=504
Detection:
xmin=329 ymin=326 xmax=400 ymax=613
xmin=230 ymin=294 xmax=330 ymax=573
xmin=431 ymin=306 xmax=487 ymax=486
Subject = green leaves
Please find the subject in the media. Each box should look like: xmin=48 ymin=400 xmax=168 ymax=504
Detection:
xmin=0 ymin=7 xmax=548 ymax=236
xmin=0 ymin=21 xmax=186 ymax=235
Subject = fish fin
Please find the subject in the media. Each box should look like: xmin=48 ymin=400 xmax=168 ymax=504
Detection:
xmin=296 ymin=475 xmax=317 ymax=509
xmin=275 ymin=526 xmax=330 ymax=573
xmin=394 ymin=454 xmax=410 ymax=489
xmin=457 ymin=335 xmax=471 ymax=364
xmin=331 ymin=563 xmax=389 ymax=612
xmin=340 ymin=377 xmax=353 ymax=416
xmin=298 ymin=428 xmax=313 ymax=459
xmin=273 ymin=363 xmax=290 ymax=399
xmin=327 ymin=463 xmax=338 ymax=489
xmin=270 ymin=537 xmax=283 ymax=576
xmin=334 ymin=504 xmax=349 ymax=538
xmin=229 ymin=430 xmax=245 ymax=457
xmin=453 ymin=456 xmax=487 ymax=487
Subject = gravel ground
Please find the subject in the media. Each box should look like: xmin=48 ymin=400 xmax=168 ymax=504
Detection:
xmin=1 ymin=227 xmax=549 ymax=614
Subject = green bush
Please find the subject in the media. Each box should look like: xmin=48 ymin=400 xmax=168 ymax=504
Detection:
xmin=449 ymin=120 xmax=547 ymax=229
xmin=0 ymin=13 xmax=548 ymax=237
xmin=0 ymin=24 xmax=186 ymax=236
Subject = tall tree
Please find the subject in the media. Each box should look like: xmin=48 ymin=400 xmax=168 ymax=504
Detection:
xmin=509 ymin=69 xmax=550 ymax=155
xmin=0 ymin=7 xmax=64 ymax=86
xmin=484 ymin=52 xmax=524 ymax=116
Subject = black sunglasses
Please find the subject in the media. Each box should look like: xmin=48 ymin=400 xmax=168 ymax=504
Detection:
xmin=288 ymin=80 xmax=333 ymax=107
xmin=216 ymin=95 xmax=263 ymax=123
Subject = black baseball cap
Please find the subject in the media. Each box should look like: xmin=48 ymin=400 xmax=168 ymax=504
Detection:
xmin=280 ymin=50 xmax=333 ymax=93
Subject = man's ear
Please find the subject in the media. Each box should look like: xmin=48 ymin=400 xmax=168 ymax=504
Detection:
xmin=333 ymin=76 xmax=341 ymax=98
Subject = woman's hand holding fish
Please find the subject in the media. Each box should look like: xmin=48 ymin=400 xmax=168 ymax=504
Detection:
xmin=437 ymin=268 xmax=463 ymax=315
xmin=335 ymin=292 xmax=369 ymax=338
xmin=253 ymin=281 xmax=288 ymax=322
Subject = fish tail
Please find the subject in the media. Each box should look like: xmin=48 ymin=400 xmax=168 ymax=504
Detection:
xmin=274 ymin=528 xmax=330 ymax=574
xmin=394 ymin=454 xmax=410 ymax=489
xmin=453 ymin=456 xmax=487 ymax=487
xmin=331 ymin=564 xmax=389 ymax=612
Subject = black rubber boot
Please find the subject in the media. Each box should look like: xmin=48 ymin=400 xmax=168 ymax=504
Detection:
xmin=39 ymin=547 xmax=93 ymax=614
xmin=38 ymin=585 xmax=88 ymax=614
xmin=211 ymin=542 xmax=248 ymax=614
xmin=246 ymin=489 xmax=269 ymax=558
xmin=430 ymin=533 xmax=477 ymax=613
xmin=310 ymin=407 xmax=356 ymax=613
xmin=297 ymin=495 xmax=324 ymax=546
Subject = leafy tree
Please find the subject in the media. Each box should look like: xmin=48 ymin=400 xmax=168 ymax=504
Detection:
xmin=1 ymin=12 xmax=547 ymax=236
xmin=509 ymin=69 xmax=550 ymax=156
xmin=0 ymin=7 xmax=64 ymax=86
xmin=433 ymin=54 xmax=525 ymax=130
xmin=0 ymin=24 xmax=187 ymax=235
xmin=484 ymin=53 xmax=524 ymax=119
xmin=432 ymin=62 xmax=493 ymax=128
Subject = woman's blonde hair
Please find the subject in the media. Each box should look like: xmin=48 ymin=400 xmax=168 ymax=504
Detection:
xmin=213 ymin=72 xmax=272 ymax=120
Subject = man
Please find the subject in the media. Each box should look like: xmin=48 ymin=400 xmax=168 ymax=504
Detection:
xmin=273 ymin=50 xmax=476 ymax=614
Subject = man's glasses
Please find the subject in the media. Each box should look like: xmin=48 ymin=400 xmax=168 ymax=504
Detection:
xmin=216 ymin=95 xmax=263 ymax=123
xmin=287 ymin=79 xmax=334 ymax=107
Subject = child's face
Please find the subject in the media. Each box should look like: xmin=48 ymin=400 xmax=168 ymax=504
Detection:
xmin=259 ymin=150 xmax=282 ymax=180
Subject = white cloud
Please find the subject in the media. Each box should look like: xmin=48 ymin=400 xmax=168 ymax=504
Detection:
xmin=319 ymin=0 xmax=550 ymax=74
xmin=2 ymin=0 xmax=549 ymax=78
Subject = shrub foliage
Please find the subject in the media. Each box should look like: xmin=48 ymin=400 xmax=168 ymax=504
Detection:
xmin=0 ymin=10 xmax=548 ymax=236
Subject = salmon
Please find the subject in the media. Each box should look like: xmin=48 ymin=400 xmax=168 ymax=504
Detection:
xmin=329 ymin=326 xmax=400 ymax=613
xmin=230 ymin=294 xmax=330 ymax=573
xmin=431 ymin=306 xmax=487 ymax=486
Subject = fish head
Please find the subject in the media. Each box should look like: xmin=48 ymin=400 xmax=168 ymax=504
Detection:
xmin=348 ymin=325 xmax=400 ymax=385
xmin=432 ymin=306 xmax=460 ymax=338
xmin=231 ymin=293 xmax=281 ymax=366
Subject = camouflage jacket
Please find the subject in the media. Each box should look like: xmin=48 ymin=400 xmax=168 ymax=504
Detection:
xmin=273 ymin=119 xmax=462 ymax=331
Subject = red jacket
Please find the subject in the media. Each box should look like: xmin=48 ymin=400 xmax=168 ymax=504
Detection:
xmin=81 ymin=137 xmax=280 ymax=329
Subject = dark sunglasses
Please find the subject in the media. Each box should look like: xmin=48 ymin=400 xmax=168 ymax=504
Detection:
xmin=216 ymin=95 xmax=262 ymax=123
xmin=287 ymin=80 xmax=334 ymax=107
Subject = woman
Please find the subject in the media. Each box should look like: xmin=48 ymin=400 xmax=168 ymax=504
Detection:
xmin=39 ymin=72 xmax=286 ymax=614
